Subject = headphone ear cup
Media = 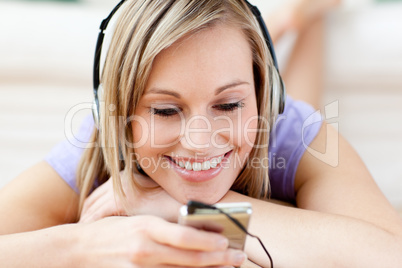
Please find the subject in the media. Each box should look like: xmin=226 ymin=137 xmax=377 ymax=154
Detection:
xmin=277 ymin=73 xmax=286 ymax=115
xmin=92 ymin=99 xmax=100 ymax=129
xmin=92 ymin=84 xmax=104 ymax=130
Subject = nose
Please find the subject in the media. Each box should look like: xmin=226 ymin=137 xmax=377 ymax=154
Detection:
xmin=180 ymin=115 xmax=212 ymax=153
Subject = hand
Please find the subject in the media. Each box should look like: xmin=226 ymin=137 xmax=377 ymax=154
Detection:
xmin=79 ymin=171 xmax=182 ymax=223
xmin=74 ymin=216 xmax=247 ymax=267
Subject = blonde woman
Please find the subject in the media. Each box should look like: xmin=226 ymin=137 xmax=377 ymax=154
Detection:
xmin=0 ymin=0 xmax=401 ymax=267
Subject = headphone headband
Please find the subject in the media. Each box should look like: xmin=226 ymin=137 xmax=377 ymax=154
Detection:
xmin=93 ymin=0 xmax=126 ymax=95
xmin=92 ymin=0 xmax=286 ymax=129
xmin=244 ymin=0 xmax=279 ymax=70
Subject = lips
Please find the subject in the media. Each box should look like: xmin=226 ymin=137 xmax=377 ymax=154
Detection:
xmin=164 ymin=150 xmax=233 ymax=182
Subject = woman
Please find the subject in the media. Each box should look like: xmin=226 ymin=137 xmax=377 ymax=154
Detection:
xmin=0 ymin=0 xmax=401 ymax=267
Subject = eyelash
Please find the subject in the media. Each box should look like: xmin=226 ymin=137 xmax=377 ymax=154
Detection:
xmin=149 ymin=101 xmax=245 ymax=118
xmin=213 ymin=101 xmax=245 ymax=112
xmin=150 ymin=107 xmax=181 ymax=118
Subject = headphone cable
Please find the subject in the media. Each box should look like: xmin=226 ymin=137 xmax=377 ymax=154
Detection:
xmin=187 ymin=201 xmax=274 ymax=268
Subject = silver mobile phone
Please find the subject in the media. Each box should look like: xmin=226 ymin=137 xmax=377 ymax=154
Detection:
xmin=178 ymin=202 xmax=252 ymax=250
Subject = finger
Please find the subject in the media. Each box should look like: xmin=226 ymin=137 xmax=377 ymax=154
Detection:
xmin=81 ymin=194 xmax=125 ymax=223
xmin=150 ymin=265 xmax=234 ymax=268
xmin=79 ymin=197 xmax=112 ymax=223
xmin=128 ymin=230 xmax=245 ymax=268
xmin=81 ymin=181 xmax=110 ymax=216
xmin=152 ymin=264 xmax=235 ymax=268
xmin=80 ymin=189 xmax=120 ymax=222
xmin=80 ymin=191 xmax=111 ymax=222
xmin=150 ymin=220 xmax=229 ymax=251
xmin=155 ymin=244 xmax=247 ymax=267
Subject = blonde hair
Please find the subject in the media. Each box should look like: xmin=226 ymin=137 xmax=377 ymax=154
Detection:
xmin=77 ymin=0 xmax=275 ymax=214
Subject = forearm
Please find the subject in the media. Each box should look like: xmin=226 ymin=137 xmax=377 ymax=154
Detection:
xmin=223 ymin=191 xmax=402 ymax=268
xmin=0 ymin=224 xmax=79 ymax=268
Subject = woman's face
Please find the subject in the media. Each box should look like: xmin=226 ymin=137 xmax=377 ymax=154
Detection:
xmin=132 ymin=24 xmax=259 ymax=204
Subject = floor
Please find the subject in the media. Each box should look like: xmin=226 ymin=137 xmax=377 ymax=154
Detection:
xmin=0 ymin=1 xmax=401 ymax=216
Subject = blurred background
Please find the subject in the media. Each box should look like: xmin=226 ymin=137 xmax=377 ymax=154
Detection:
xmin=0 ymin=0 xmax=401 ymax=214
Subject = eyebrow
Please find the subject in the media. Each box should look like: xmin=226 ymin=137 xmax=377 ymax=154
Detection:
xmin=146 ymin=80 xmax=250 ymax=98
xmin=146 ymin=89 xmax=181 ymax=99
xmin=214 ymin=81 xmax=250 ymax=96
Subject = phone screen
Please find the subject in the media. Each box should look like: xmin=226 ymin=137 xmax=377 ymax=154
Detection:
xmin=178 ymin=202 xmax=252 ymax=250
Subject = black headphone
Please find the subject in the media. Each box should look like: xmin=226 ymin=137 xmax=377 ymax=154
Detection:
xmin=92 ymin=0 xmax=286 ymax=130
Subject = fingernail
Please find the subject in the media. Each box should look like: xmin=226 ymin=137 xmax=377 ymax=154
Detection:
xmin=217 ymin=238 xmax=229 ymax=250
xmin=233 ymin=252 xmax=247 ymax=266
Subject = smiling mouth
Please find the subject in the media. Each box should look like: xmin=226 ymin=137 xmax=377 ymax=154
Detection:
xmin=165 ymin=151 xmax=232 ymax=172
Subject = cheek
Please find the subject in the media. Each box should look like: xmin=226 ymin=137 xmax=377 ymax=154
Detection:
xmin=132 ymin=115 xmax=183 ymax=150
xmin=132 ymin=116 xmax=150 ymax=149
xmin=242 ymin=113 xmax=259 ymax=150
xmin=214 ymin=108 xmax=259 ymax=152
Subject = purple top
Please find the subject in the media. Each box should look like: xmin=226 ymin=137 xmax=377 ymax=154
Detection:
xmin=45 ymin=96 xmax=322 ymax=203
xmin=268 ymin=97 xmax=322 ymax=202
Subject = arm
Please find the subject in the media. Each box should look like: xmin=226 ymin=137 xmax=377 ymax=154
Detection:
xmin=0 ymin=162 xmax=246 ymax=267
xmin=0 ymin=161 xmax=79 ymax=266
xmin=222 ymin=123 xmax=402 ymax=267
xmin=0 ymin=216 xmax=249 ymax=267
xmin=79 ymin=170 xmax=183 ymax=223
xmin=0 ymin=216 xmax=248 ymax=268
xmin=0 ymin=161 xmax=79 ymax=234
xmin=0 ymin=224 xmax=77 ymax=267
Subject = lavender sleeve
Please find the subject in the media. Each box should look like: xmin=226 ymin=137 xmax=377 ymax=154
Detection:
xmin=44 ymin=115 xmax=95 ymax=193
xmin=268 ymin=96 xmax=322 ymax=203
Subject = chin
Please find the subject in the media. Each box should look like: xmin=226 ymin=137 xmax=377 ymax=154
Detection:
xmin=180 ymin=192 xmax=224 ymax=205
xmin=165 ymin=176 xmax=234 ymax=205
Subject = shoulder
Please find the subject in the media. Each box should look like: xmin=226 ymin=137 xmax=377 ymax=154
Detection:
xmin=268 ymin=96 xmax=322 ymax=203
xmin=44 ymin=115 xmax=95 ymax=193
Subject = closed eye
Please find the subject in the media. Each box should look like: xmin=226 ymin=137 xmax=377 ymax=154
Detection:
xmin=149 ymin=107 xmax=181 ymax=118
xmin=149 ymin=101 xmax=245 ymax=118
xmin=213 ymin=101 xmax=245 ymax=113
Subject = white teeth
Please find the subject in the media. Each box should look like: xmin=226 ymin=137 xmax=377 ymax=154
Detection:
xmin=192 ymin=162 xmax=202 ymax=171
xmin=201 ymin=161 xmax=211 ymax=171
xmin=173 ymin=156 xmax=224 ymax=172
xmin=210 ymin=158 xmax=219 ymax=168
xmin=185 ymin=162 xmax=192 ymax=170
